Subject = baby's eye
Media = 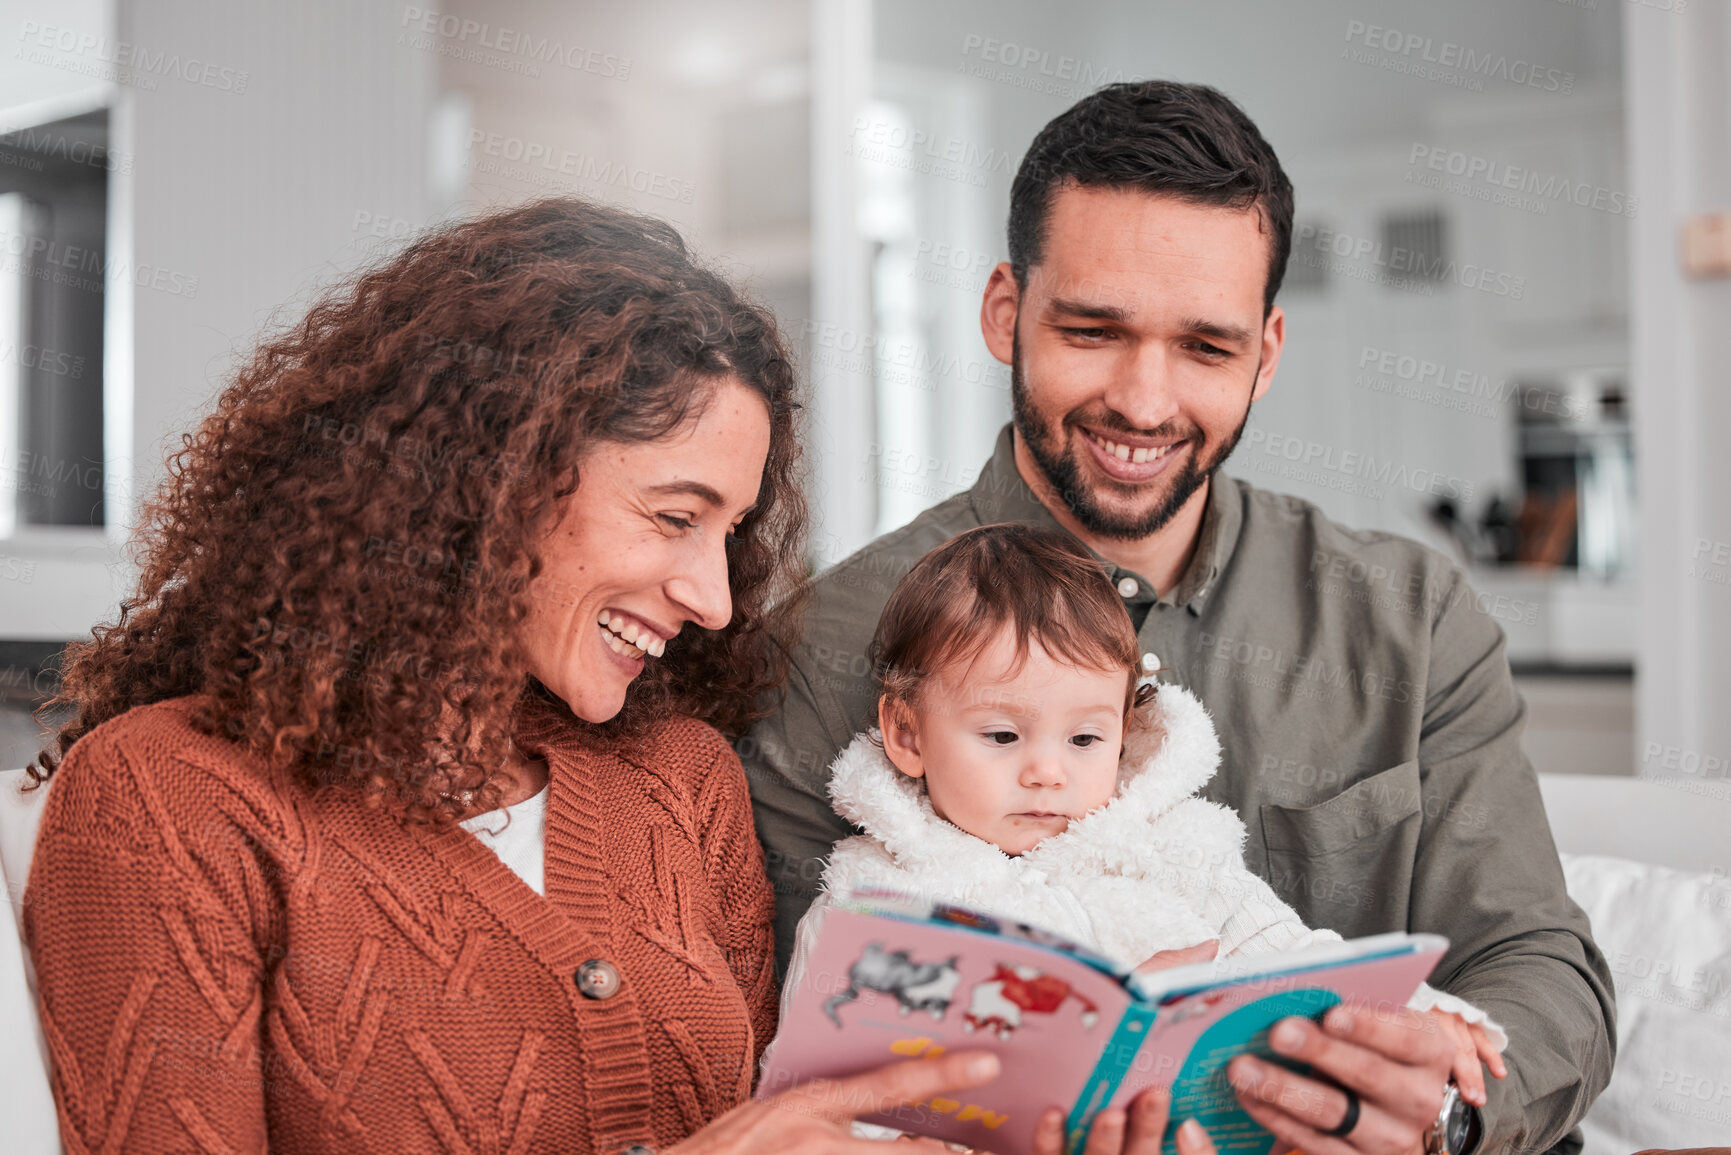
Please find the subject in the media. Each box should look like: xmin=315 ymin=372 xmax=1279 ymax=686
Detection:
xmin=985 ymin=731 xmax=1018 ymax=745
xmin=1071 ymin=734 xmax=1102 ymax=748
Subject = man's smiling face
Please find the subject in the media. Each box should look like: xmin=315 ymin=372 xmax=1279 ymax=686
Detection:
xmin=988 ymin=183 xmax=1285 ymax=540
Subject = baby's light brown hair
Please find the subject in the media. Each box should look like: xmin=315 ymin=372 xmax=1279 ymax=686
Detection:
xmin=869 ymin=523 xmax=1156 ymax=717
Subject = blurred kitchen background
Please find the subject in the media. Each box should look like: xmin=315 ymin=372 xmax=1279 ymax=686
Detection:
xmin=1 ymin=0 xmax=1727 ymax=790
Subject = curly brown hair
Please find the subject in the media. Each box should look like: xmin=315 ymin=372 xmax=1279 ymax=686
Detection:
xmin=31 ymin=196 xmax=809 ymax=820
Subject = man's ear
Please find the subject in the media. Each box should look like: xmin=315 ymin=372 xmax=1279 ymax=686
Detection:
xmin=877 ymin=695 xmax=927 ymax=780
xmin=979 ymin=262 xmax=1020 ymax=366
xmin=1250 ymin=303 xmax=1285 ymax=404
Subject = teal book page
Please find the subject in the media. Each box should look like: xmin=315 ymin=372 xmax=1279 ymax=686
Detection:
xmin=1065 ymin=1001 xmax=1160 ymax=1152
xmin=1161 ymin=987 xmax=1340 ymax=1155
xmin=1102 ymin=940 xmax=1446 ymax=1155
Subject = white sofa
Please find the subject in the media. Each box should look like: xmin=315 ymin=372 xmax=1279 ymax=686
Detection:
xmin=3 ymin=768 xmax=1728 ymax=1153
xmin=1538 ymin=774 xmax=1731 ymax=1155
xmin=0 ymin=767 xmax=58 ymax=1154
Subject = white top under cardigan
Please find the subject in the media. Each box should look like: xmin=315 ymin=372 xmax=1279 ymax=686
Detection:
xmin=779 ymin=682 xmax=1506 ymax=1050
xmin=459 ymin=786 xmax=548 ymax=895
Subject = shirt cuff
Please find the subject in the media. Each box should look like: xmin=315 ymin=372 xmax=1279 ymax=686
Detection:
xmin=1407 ymin=981 xmax=1510 ymax=1053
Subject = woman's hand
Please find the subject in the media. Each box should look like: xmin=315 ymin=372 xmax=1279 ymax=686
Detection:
xmin=672 ymin=1049 xmax=1226 ymax=1155
xmin=668 ymin=1050 xmax=1009 ymax=1154
xmin=1030 ymin=1087 xmax=1219 ymax=1155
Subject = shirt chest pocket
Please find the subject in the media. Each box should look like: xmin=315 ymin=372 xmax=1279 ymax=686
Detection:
xmin=1258 ymin=759 xmax=1421 ymax=938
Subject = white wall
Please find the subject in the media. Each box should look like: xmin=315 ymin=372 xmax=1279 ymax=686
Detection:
xmin=120 ymin=0 xmax=437 ymax=528
xmin=0 ymin=0 xmax=116 ymax=637
xmin=0 ymin=0 xmax=112 ymax=120
xmin=0 ymin=0 xmax=437 ymax=638
xmin=1626 ymin=1 xmax=1731 ymax=788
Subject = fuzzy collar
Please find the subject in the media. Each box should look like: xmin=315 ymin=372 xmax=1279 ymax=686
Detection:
xmin=826 ymin=683 xmax=1222 ymax=878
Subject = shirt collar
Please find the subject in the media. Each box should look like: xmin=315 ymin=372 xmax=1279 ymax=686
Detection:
xmin=965 ymin=424 xmax=1243 ymax=614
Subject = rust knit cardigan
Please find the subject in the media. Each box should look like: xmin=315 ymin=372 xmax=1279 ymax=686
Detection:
xmin=22 ymin=693 xmax=779 ymax=1154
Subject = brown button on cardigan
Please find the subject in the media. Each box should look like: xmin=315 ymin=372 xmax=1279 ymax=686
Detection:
xmin=23 ymin=693 xmax=778 ymax=1153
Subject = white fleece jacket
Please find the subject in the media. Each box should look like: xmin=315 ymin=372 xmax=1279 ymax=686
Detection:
xmin=781 ymin=684 xmax=1505 ymax=1048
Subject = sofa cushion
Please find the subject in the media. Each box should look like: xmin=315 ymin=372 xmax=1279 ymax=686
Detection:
xmin=1561 ymin=852 xmax=1731 ymax=1154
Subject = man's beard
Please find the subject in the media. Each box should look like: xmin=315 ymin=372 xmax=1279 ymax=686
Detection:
xmin=1009 ymin=333 xmax=1255 ymax=541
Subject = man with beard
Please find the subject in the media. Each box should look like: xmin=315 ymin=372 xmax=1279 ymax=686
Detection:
xmin=743 ymin=81 xmax=1613 ymax=1155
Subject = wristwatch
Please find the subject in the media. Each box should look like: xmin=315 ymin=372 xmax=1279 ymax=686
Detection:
xmin=1424 ymin=1083 xmax=1482 ymax=1155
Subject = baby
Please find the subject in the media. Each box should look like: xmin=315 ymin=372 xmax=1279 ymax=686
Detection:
xmin=780 ymin=522 xmax=1506 ymax=1104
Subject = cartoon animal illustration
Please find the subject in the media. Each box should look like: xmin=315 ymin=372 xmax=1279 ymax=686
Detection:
xmin=963 ymin=964 xmax=1101 ymax=1039
xmin=822 ymin=942 xmax=963 ymax=1027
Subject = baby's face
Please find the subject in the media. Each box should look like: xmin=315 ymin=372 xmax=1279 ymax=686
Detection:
xmin=881 ymin=627 xmax=1127 ymax=856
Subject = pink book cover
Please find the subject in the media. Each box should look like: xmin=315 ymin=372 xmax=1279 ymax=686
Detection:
xmin=758 ymin=892 xmax=1447 ymax=1155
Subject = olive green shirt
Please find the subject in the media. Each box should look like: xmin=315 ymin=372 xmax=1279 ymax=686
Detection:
xmin=742 ymin=425 xmax=1614 ymax=1154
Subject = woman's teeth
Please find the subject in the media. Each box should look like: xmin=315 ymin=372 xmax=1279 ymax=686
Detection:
xmin=1090 ymin=431 xmax=1173 ymax=465
xmin=597 ymin=610 xmax=665 ymax=658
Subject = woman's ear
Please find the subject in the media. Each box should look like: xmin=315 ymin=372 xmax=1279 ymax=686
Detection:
xmin=877 ymin=695 xmax=927 ymax=780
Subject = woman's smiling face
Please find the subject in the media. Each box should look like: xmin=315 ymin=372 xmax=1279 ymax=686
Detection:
xmin=523 ymin=377 xmax=771 ymax=723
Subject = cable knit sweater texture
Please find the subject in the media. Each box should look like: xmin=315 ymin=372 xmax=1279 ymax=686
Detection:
xmin=23 ymin=693 xmax=778 ymax=1155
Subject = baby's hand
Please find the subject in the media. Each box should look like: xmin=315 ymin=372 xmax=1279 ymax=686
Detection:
xmin=1134 ymin=939 xmax=1219 ymax=974
xmin=1425 ymin=1009 xmax=1507 ymax=1107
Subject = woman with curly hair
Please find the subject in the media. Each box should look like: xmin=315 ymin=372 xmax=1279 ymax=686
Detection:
xmin=20 ymin=197 xmax=1011 ymax=1154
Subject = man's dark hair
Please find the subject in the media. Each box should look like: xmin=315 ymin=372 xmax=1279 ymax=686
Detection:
xmin=1007 ymin=80 xmax=1294 ymax=314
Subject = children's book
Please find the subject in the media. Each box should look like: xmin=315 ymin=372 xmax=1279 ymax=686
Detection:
xmin=758 ymin=887 xmax=1448 ymax=1155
